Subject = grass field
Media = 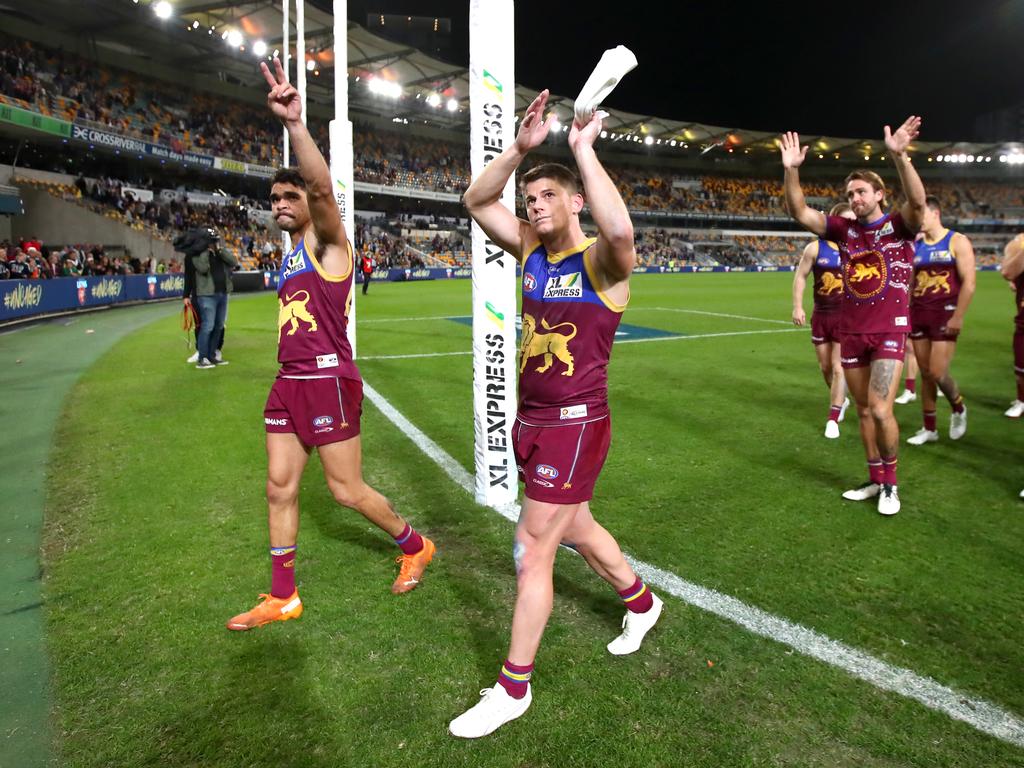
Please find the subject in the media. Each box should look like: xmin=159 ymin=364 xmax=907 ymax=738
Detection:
xmin=38 ymin=272 xmax=1024 ymax=767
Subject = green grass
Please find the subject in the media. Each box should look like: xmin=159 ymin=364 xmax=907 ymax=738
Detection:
xmin=42 ymin=273 xmax=1024 ymax=767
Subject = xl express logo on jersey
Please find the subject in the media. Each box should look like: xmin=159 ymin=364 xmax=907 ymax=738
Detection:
xmin=282 ymin=250 xmax=307 ymax=280
xmin=543 ymin=272 xmax=582 ymax=299
xmin=845 ymin=250 xmax=887 ymax=300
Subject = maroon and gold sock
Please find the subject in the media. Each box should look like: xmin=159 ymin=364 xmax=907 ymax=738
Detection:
xmin=951 ymin=394 xmax=965 ymax=414
xmin=881 ymin=455 xmax=898 ymax=486
xmin=923 ymin=410 xmax=937 ymax=431
xmin=270 ymin=545 xmax=297 ymax=598
xmin=828 ymin=405 xmax=842 ymax=422
xmin=497 ymin=659 xmax=533 ymax=699
xmin=393 ymin=523 xmax=424 ymax=555
xmin=905 ymin=378 xmax=916 ymax=394
xmin=618 ymin=576 xmax=654 ymax=613
xmin=868 ymin=459 xmax=884 ymax=485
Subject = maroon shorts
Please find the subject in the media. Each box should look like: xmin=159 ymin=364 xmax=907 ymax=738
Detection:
xmin=839 ymin=332 xmax=908 ymax=369
xmin=264 ymin=376 xmax=362 ymax=447
xmin=810 ymin=310 xmax=842 ymax=345
xmin=1015 ymin=330 xmax=1024 ymax=375
xmin=910 ymin=306 xmax=958 ymax=342
xmin=513 ymin=415 xmax=611 ymax=505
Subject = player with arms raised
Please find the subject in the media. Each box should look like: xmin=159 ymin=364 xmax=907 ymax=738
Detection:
xmin=782 ymin=117 xmax=927 ymax=516
xmin=226 ymin=58 xmax=435 ymax=631
xmin=449 ymin=89 xmax=662 ymax=738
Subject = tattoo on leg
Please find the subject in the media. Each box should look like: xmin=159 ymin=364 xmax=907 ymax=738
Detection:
xmin=871 ymin=359 xmax=900 ymax=398
xmin=513 ymin=537 xmax=526 ymax=575
xmin=938 ymin=373 xmax=959 ymax=401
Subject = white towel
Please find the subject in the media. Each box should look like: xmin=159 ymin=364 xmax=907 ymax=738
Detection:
xmin=573 ymin=45 xmax=638 ymax=125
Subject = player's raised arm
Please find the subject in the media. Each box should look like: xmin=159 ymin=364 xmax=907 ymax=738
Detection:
xmin=1002 ymin=234 xmax=1024 ymax=282
xmin=886 ymin=116 xmax=926 ymax=230
xmin=781 ymin=132 xmax=827 ymax=237
xmin=792 ymin=239 xmax=817 ymax=326
xmin=261 ymin=58 xmax=346 ymax=251
xmin=570 ymin=111 xmax=634 ymax=282
xmin=464 ymin=89 xmax=554 ymax=259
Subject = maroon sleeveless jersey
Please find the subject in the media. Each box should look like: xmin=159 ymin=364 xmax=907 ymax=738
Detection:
xmin=276 ymin=238 xmax=360 ymax=380
xmin=812 ymin=239 xmax=843 ymax=313
xmin=1016 ymin=275 xmax=1024 ymax=332
xmin=518 ymin=238 xmax=624 ymax=424
xmin=824 ymin=212 xmax=915 ymax=334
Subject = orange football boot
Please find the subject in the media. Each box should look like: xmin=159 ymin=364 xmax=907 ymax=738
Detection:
xmin=391 ymin=537 xmax=436 ymax=594
xmin=226 ymin=591 xmax=303 ymax=631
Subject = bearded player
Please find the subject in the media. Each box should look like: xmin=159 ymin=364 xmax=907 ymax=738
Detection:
xmin=792 ymin=202 xmax=855 ymax=438
xmin=226 ymin=58 xmax=435 ymax=631
xmin=782 ymin=117 xmax=927 ymax=516
xmin=449 ymin=90 xmax=662 ymax=738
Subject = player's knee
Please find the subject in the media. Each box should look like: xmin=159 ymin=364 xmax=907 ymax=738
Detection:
xmin=869 ymin=401 xmax=893 ymax=422
xmin=266 ymin=476 xmax=298 ymax=506
xmin=329 ymin=479 xmax=364 ymax=509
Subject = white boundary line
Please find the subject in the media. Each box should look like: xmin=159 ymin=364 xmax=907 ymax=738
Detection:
xmin=362 ymin=380 xmax=1024 ymax=748
xmin=640 ymin=307 xmax=794 ymax=325
xmin=359 ymin=328 xmax=805 ymax=360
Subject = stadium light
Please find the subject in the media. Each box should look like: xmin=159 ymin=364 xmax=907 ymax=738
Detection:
xmin=154 ymin=1 xmax=172 ymax=20
xmin=549 ymin=117 xmax=562 ymax=133
xmin=644 ymin=136 xmax=654 ymax=145
xmin=600 ymin=130 xmax=607 ymax=139
xmin=967 ymin=154 xmax=975 ymax=162
xmin=191 ymin=20 xmax=199 ymax=29
xmin=446 ymin=98 xmax=458 ymax=111
xmin=426 ymin=93 xmax=441 ymax=107
xmin=253 ymin=40 xmax=267 ymax=57
xmin=669 ymin=140 xmax=676 ymax=147
xmin=306 ymin=58 xmax=316 ymax=71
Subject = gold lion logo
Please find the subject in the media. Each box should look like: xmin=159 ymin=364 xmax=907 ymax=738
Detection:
xmin=520 ymin=313 xmax=577 ymax=376
xmin=849 ymin=263 xmax=882 ymax=282
xmin=914 ymin=270 xmax=951 ymax=296
xmin=278 ymin=290 xmax=318 ymax=341
xmin=818 ymin=272 xmax=843 ymax=295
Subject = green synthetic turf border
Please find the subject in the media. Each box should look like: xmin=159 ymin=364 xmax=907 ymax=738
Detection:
xmin=0 ymin=302 xmax=188 ymax=767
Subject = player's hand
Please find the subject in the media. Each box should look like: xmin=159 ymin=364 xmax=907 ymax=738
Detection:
xmin=183 ymin=297 xmax=191 ymax=306
xmin=569 ymin=109 xmax=603 ymax=153
xmin=945 ymin=315 xmax=963 ymax=335
xmin=515 ymin=90 xmax=554 ymax=154
xmin=260 ymin=57 xmax=302 ymax=124
xmin=792 ymin=307 xmax=806 ymax=326
xmin=884 ymin=116 xmax=921 ymax=156
xmin=780 ymin=132 xmax=808 ymax=169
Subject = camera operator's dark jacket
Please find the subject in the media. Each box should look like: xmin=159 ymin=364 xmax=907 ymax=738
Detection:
xmin=192 ymin=247 xmax=237 ymax=296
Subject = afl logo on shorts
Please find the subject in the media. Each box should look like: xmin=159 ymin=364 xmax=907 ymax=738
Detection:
xmin=845 ymin=250 xmax=887 ymax=300
xmin=536 ymin=464 xmax=559 ymax=479
xmin=523 ymin=273 xmax=537 ymax=293
xmin=313 ymin=415 xmax=334 ymax=427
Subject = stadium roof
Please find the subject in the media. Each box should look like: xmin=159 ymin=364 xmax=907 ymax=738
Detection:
xmin=5 ymin=0 xmax=1023 ymax=166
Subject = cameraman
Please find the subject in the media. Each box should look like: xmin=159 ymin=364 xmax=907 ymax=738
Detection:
xmin=175 ymin=228 xmax=236 ymax=369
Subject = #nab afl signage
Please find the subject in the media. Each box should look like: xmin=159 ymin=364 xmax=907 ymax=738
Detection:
xmin=845 ymin=251 xmax=887 ymax=300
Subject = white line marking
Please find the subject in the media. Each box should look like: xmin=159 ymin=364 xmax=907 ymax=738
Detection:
xmin=358 ymin=315 xmax=464 ymax=324
xmin=361 ymin=380 xmax=1024 ymax=748
xmin=640 ymin=307 xmax=793 ymax=325
xmin=358 ymin=328 xmax=805 ymax=360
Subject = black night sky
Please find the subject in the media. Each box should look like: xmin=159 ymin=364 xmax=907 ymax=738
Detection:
xmin=343 ymin=0 xmax=1024 ymax=142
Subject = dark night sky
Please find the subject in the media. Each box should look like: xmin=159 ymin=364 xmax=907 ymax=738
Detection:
xmin=345 ymin=0 xmax=1024 ymax=142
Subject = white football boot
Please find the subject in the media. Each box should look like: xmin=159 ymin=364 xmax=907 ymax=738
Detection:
xmin=894 ymin=389 xmax=917 ymax=405
xmin=877 ymin=484 xmax=901 ymax=516
xmin=608 ymin=594 xmax=664 ymax=656
xmin=842 ymin=482 xmax=880 ymax=501
xmin=907 ymin=428 xmax=939 ymax=446
xmin=824 ymin=420 xmax=840 ymax=439
xmin=449 ymin=684 xmax=532 ymax=739
xmin=949 ymin=406 xmax=967 ymax=440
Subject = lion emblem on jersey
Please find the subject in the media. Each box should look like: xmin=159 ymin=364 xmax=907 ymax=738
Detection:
xmin=914 ymin=270 xmax=951 ymax=296
xmin=818 ymin=272 xmax=843 ymax=296
xmin=520 ymin=313 xmax=577 ymax=376
xmin=278 ymin=290 xmax=318 ymax=341
xmin=845 ymin=251 xmax=887 ymax=300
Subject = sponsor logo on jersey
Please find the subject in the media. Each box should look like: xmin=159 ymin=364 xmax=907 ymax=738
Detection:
xmin=523 ymin=272 xmax=537 ymax=292
xmin=895 ymin=316 xmax=908 ymax=326
xmin=560 ymin=404 xmax=588 ymax=420
xmin=282 ymin=249 xmax=307 ymax=279
xmin=879 ymin=221 xmax=894 ymax=237
xmin=847 ymin=227 xmax=858 ymax=240
xmin=536 ymin=464 xmax=559 ymax=479
xmin=313 ymin=415 xmax=334 ymax=427
xmin=929 ymin=249 xmax=953 ymax=262
xmin=531 ymin=478 xmax=555 ymax=488
xmin=543 ymin=272 xmax=583 ymax=299
xmin=265 ymin=417 xmax=288 ymax=426
xmin=841 ymin=357 xmax=860 ymax=364
xmin=884 ymin=339 xmax=899 ymax=349
xmin=316 ymin=353 xmax=339 ymax=369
